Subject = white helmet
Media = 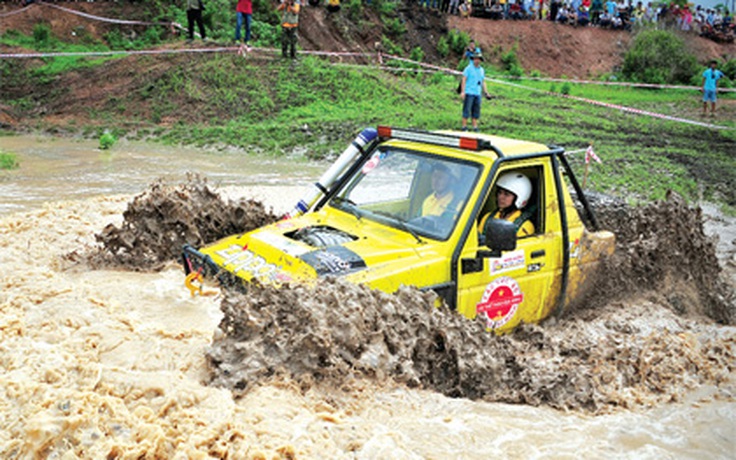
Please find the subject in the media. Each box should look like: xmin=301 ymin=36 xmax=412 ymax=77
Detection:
xmin=496 ymin=172 xmax=532 ymax=209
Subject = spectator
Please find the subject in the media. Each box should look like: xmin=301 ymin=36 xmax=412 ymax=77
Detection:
xmin=611 ymin=12 xmax=623 ymax=28
xmin=277 ymin=0 xmax=300 ymax=59
xmin=681 ymin=5 xmax=692 ymax=31
xmin=702 ymin=60 xmax=725 ymax=116
xmin=556 ymin=5 xmax=570 ymax=23
xmin=604 ymin=0 xmax=616 ymax=17
xmin=599 ymin=9 xmax=612 ymax=26
xmin=499 ymin=0 xmax=508 ymax=18
xmin=465 ymin=40 xmax=480 ymax=61
xmin=186 ymin=0 xmax=206 ymax=43
xmin=234 ymin=0 xmax=252 ymax=50
xmin=590 ymin=0 xmax=603 ymax=25
xmin=459 ymin=0 xmax=471 ymax=18
xmin=449 ymin=0 xmax=459 ymax=14
xmin=490 ymin=1 xmax=504 ymax=19
xmin=509 ymin=0 xmax=524 ymax=19
xmin=550 ymin=0 xmax=561 ymax=21
xmin=577 ymin=5 xmax=590 ymax=25
xmin=326 ymin=0 xmax=340 ymax=13
xmin=460 ymin=51 xmax=491 ymax=132
xmin=644 ymin=1 xmax=656 ymax=24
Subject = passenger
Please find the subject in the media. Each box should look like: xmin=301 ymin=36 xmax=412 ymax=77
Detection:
xmin=422 ymin=164 xmax=457 ymax=217
xmin=479 ymin=172 xmax=535 ymax=237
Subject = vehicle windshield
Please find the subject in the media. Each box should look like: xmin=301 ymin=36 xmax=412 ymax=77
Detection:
xmin=331 ymin=147 xmax=482 ymax=240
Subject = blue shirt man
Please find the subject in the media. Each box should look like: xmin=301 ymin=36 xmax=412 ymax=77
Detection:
xmin=461 ymin=51 xmax=491 ymax=132
xmin=702 ymin=62 xmax=725 ymax=115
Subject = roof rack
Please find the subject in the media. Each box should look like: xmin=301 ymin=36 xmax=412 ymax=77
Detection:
xmin=377 ymin=126 xmax=494 ymax=152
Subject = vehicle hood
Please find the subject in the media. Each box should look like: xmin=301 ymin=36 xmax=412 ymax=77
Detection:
xmin=196 ymin=212 xmax=440 ymax=286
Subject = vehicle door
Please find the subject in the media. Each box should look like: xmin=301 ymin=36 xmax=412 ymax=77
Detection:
xmin=455 ymin=158 xmax=564 ymax=334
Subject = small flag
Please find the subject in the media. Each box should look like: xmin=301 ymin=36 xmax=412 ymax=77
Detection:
xmin=585 ymin=145 xmax=601 ymax=164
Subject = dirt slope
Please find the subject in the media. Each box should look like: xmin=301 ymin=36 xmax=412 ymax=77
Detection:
xmin=2 ymin=1 xmax=732 ymax=79
xmin=450 ymin=16 xmax=735 ymax=78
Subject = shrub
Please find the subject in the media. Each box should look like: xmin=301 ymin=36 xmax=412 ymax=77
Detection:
xmin=381 ymin=35 xmax=403 ymax=56
xmin=0 ymin=151 xmax=19 ymax=170
xmin=720 ymin=58 xmax=736 ymax=80
xmin=410 ymin=46 xmax=424 ymax=63
xmin=560 ymin=81 xmax=572 ymax=95
xmin=99 ymin=132 xmax=117 ymax=150
xmin=500 ymin=46 xmax=521 ymax=72
xmin=447 ymin=29 xmax=470 ymax=55
xmin=384 ymin=17 xmax=406 ymax=37
xmin=251 ymin=21 xmax=280 ymax=46
xmin=33 ymin=23 xmax=52 ymax=49
xmin=622 ymin=29 xmax=698 ymax=84
xmin=437 ymin=36 xmax=449 ymax=58
xmin=347 ymin=0 xmax=363 ymax=22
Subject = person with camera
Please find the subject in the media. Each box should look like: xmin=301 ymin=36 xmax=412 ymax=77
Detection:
xmin=277 ymin=0 xmax=301 ymax=59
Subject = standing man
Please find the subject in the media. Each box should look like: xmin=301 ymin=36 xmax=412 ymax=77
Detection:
xmin=235 ymin=0 xmax=253 ymax=51
xmin=278 ymin=0 xmax=301 ymax=59
xmin=460 ymin=51 xmax=491 ymax=132
xmin=186 ymin=0 xmax=206 ymax=43
xmin=702 ymin=60 xmax=724 ymax=116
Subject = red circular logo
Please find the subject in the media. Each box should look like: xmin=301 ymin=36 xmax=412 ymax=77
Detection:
xmin=476 ymin=276 xmax=524 ymax=330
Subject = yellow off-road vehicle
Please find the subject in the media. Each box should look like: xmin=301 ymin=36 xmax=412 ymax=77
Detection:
xmin=183 ymin=126 xmax=614 ymax=333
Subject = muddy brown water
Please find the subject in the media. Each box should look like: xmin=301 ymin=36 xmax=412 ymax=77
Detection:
xmin=1 ymin=135 xmax=735 ymax=459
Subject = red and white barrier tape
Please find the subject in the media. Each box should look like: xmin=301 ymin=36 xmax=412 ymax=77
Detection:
xmin=0 ymin=5 xmax=34 ymax=18
xmin=491 ymin=77 xmax=731 ymax=130
xmin=489 ymin=74 xmax=736 ymax=93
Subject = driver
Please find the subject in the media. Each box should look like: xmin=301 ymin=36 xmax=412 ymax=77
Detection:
xmin=479 ymin=171 xmax=535 ymax=237
xmin=421 ymin=163 xmax=456 ymax=217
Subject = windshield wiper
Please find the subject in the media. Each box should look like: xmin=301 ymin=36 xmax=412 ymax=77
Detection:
xmin=373 ymin=210 xmax=424 ymax=244
xmin=332 ymin=196 xmax=362 ymax=221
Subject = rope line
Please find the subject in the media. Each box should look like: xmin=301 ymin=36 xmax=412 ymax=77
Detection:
xmin=38 ymin=1 xmax=172 ymax=27
xmin=0 ymin=4 xmax=34 ymax=18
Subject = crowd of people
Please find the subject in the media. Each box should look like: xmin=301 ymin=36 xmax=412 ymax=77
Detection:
xmin=430 ymin=0 xmax=734 ymax=40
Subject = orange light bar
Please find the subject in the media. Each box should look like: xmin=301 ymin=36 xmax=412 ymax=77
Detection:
xmin=459 ymin=137 xmax=479 ymax=150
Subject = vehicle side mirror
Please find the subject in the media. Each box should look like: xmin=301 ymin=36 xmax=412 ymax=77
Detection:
xmin=480 ymin=218 xmax=517 ymax=257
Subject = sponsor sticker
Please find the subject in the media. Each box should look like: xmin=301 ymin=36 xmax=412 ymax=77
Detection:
xmin=570 ymin=238 xmax=581 ymax=259
xmin=216 ymin=245 xmax=291 ymax=284
xmin=489 ymin=249 xmax=526 ymax=275
xmin=476 ymin=276 xmax=524 ymax=330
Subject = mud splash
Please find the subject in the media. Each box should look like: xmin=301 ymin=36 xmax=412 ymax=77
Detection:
xmin=207 ymin=279 xmax=734 ymax=414
xmin=86 ymin=181 xmax=735 ymax=413
xmin=77 ymin=176 xmax=278 ymax=271
xmin=589 ymin=191 xmax=735 ymax=325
